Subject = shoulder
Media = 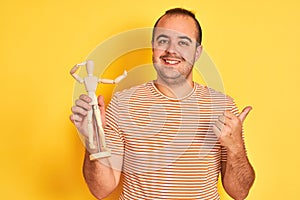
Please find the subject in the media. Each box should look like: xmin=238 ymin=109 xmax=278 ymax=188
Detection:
xmin=109 ymin=81 xmax=153 ymax=104
xmin=113 ymin=82 xmax=151 ymax=97
xmin=195 ymin=82 xmax=234 ymax=102
xmin=194 ymin=83 xmax=238 ymax=112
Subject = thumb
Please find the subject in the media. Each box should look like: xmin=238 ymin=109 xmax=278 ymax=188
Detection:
xmin=97 ymin=95 xmax=105 ymax=106
xmin=97 ymin=95 xmax=106 ymax=125
xmin=238 ymin=106 xmax=252 ymax=123
xmin=97 ymin=95 xmax=106 ymax=112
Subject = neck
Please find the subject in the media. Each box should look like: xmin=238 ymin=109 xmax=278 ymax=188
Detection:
xmin=154 ymin=79 xmax=194 ymax=99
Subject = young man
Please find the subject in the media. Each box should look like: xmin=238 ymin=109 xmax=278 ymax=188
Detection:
xmin=70 ymin=8 xmax=255 ymax=200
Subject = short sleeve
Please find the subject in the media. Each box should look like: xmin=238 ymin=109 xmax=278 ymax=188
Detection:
xmin=104 ymin=93 xmax=125 ymax=157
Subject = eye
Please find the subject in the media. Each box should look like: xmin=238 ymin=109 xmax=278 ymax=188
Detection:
xmin=178 ymin=40 xmax=189 ymax=46
xmin=158 ymin=39 xmax=169 ymax=45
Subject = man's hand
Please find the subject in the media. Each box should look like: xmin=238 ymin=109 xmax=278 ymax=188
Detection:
xmin=69 ymin=94 xmax=106 ymax=137
xmin=213 ymin=106 xmax=252 ymax=153
xmin=214 ymin=106 xmax=255 ymax=199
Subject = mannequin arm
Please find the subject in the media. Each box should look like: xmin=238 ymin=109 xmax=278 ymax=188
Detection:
xmin=70 ymin=62 xmax=87 ymax=83
xmin=99 ymin=70 xmax=127 ymax=84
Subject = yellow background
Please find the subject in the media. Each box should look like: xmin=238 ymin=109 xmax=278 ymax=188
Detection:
xmin=1 ymin=0 xmax=299 ymax=199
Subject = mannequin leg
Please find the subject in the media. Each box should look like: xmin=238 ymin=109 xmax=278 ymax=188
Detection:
xmin=89 ymin=104 xmax=111 ymax=160
xmin=93 ymin=104 xmax=107 ymax=149
xmin=87 ymin=109 xmax=96 ymax=149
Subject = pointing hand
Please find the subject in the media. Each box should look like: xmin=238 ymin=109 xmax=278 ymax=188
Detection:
xmin=212 ymin=106 xmax=252 ymax=153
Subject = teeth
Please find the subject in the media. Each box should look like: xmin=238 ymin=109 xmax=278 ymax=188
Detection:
xmin=165 ymin=60 xmax=179 ymax=64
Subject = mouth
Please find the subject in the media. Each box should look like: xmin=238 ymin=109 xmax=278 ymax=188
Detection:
xmin=160 ymin=56 xmax=182 ymax=66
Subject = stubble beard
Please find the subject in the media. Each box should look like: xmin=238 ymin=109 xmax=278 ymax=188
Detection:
xmin=153 ymin=61 xmax=193 ymax=87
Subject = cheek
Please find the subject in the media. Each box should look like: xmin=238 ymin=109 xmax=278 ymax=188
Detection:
xmin=181 ymin=49 xmax=196 ymax=63
xmin=152 ymin=48 xmax=163 ymax=59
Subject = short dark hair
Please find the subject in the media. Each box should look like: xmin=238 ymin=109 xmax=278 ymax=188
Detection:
xmin=152 ymin=8 xmax=202 ymax=46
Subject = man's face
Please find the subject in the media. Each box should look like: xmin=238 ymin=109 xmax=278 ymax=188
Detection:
xmin=152 ymin=15 xmax=202 ymax=85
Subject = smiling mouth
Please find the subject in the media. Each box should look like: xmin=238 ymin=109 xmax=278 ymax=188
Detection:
xmin=160 ymin=56 xmax=182 ymax=65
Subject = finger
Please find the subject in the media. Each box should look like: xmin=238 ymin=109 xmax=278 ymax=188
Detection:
xmin=218 ymin=115 xmax=226 ymax=124
xmin=97 ymin=95 xmax=105 ymax=107
xmin=98 ymin=95 xmax=106 ymax=113
xmin=239 ymin=106 xmax=252 ymax=123
xmin=219 ymin=115 xmax=234 ymax=129
xmin=215 ymin=120 xmax=224 ymax=132
xmin=75 ymin=99 xmax=91 ymax=111
xmin=223 ymin=110 xmax=236 ymax=119
xmin=223 ymin=111 xmax=240 ymax=127
xmin=71 ymin=105 xmax=88 ymax=116
xmin=97 ymin=95 xmax=106 ymax=124
xmin=212 ymin=125 xmax=221 ymax=138
xmin=79 ymin=94 xmax=92 ymax=103
xmin=69 ymin=114 xmax=83 ymax=123
xmin=69 ymin=114 xmax=75 ymax=123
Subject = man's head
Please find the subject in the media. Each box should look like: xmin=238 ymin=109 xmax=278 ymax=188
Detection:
xmin=151 ymin=8 xmax=203 ymax=86
xmin=152 ymin=8 xmax=202 ymax=46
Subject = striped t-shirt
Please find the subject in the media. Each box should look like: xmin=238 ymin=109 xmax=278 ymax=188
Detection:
xmin=104 ymin=81 xmax=239 ymax=200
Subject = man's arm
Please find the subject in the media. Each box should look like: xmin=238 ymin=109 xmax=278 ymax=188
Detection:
xmin=83 ymin=150 xmax=122 ymax=199
xmin=70 ymin=94 xmax=122 ymax=199
xmin=213 ymin=106 xmax=255 ymax=199
xmin=221 ymin=148 xmax=255 ymax=199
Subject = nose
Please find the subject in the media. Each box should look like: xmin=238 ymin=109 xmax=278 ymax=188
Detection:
xmin=165 ymin=41 xmax=177 ymax=54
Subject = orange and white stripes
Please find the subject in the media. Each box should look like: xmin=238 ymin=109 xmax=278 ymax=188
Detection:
xmin=104 ymin=81 xmax=238 ymax=200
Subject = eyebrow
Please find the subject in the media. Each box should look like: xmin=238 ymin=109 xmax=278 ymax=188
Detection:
xmin=156 ymin=34 xmax=169 ymax=41
xmin=156 ymin=34 xmax=193 ymax=43
xmin=178 ymin=36 xmax=192 ymax=43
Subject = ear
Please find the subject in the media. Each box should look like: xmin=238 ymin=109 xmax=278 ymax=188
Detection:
xmin=195 ymin=45 xmax=203 ymax=61
xmin=151 ymin=40 xmax=154 ymax=52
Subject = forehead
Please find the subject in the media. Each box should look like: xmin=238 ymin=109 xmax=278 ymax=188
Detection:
xmin=154 ymin=14 xmax=198 ymax=41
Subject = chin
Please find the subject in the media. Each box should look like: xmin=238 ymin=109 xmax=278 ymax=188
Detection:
xmin=159 ymin=73 xmax=188 ymax=85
